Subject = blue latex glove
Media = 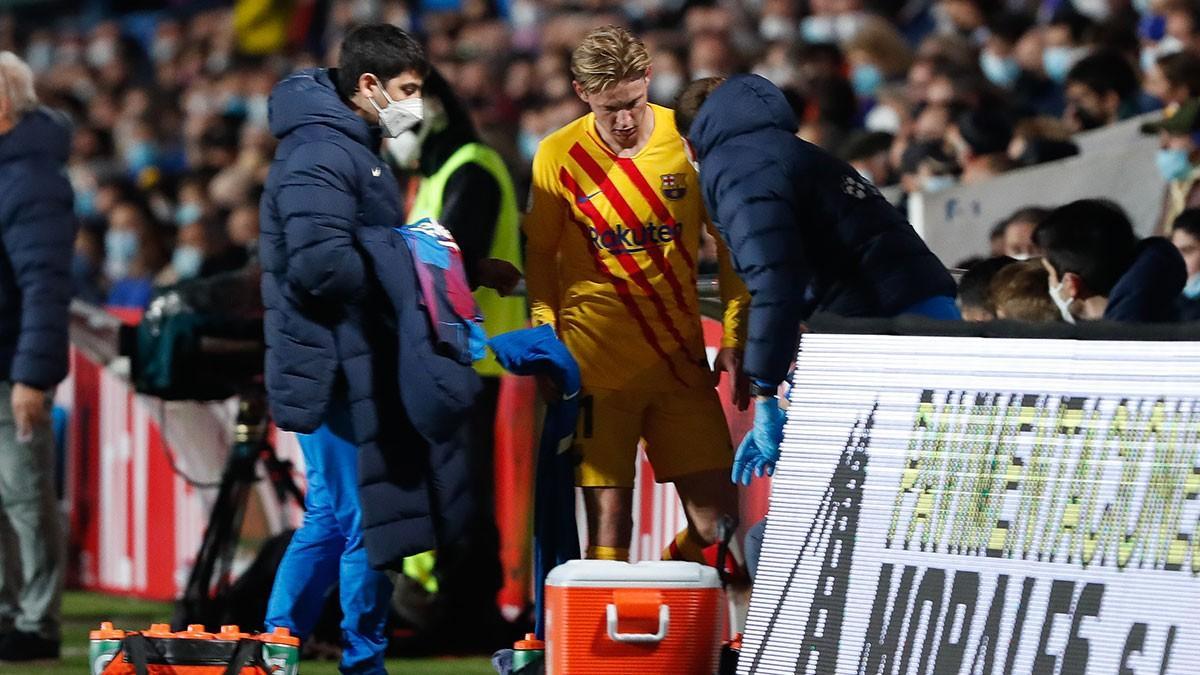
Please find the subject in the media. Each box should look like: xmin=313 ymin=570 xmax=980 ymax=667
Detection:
xmin=732 ymin=396 xmax=786 ymax=485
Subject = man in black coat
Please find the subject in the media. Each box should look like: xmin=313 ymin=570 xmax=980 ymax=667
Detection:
xmin=0 ymin=51 xmax=75 ymax=661
xmin=1035 ymin=199 xmax=1187 ymax=323
xmin=259 ymin=26 xmax=431 ymax=674
xmin=675 ymin=75 xmax=958 ymax=483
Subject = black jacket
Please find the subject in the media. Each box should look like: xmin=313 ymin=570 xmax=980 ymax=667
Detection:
xmin=352 ymin=225 xmax=478 ymax=569
xmin=0 ymin=108 xmax=76 ymax=389
xmin=1105 ymin=237 xmax=1187 ymax=323
xmin=689 ymin=75 xmax=955 ymax=384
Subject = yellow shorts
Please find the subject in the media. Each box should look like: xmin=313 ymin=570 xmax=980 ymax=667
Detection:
xmin=574 ymin=386 xmax=734 ymax=488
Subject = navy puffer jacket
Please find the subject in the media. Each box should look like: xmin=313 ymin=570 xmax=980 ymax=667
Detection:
xmin=261 ymin=69 xmax=477 ymax=568
xmin=1104 ymin=237 xmax=1186 ymax=322
xmin=260 ymin=68 xmax=403 ymax=433
xmin=0 ymin=108 xmax=76 ymax=389
xmin=689 ymin=75 xmax=956 ymax=385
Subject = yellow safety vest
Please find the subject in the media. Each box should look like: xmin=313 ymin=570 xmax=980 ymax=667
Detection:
xmin=408 ymin=143 xmax=525 ymax=377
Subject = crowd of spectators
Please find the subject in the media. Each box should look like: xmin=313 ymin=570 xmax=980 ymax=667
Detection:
xmin=6 ymin=0 xmax=1200 ymax=316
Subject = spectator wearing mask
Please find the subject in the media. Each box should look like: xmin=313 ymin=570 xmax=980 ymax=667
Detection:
xmin=989 ymin=259 xmax=1062 ymax=321
xmin=838 ymin=130 xmax=896 ymax=186
xmin=1144 ymin=50 xmax=1200 ymax=107
xmin=1162 ymin=0 xmax=1200 ymax=54
xmin=1035 ymin=199 xmax=1186 ymax=323
xmin=1042 ymin=8 xmax=1094 ymax=86
xmin=899 ymin=139 xmax=959 ymax=195
xmin=957 ymin=256 xmax=1017 ymax=321
xmin=385 ymin=66 xmax=524 ymax=647
xmin=844 ymin=17 xmax=914 ymax=102
xmin=995 ymin=206 xmax=1049 ymax=259
xmin=980 ymin=13 xmax=1034 ymax=91
xmin=158 ymin=218 xmax=249 ymax=286
xmin=1142 ymin=98 xmax=1200 ymax=231
xmin=948 ymin=107 xmax=1016 ymax=184
xmin=1063 ymin=48 xmax=1142 ymax=131
xmin=105 ymin=201 xmax=168 ymax=309
xmin=0 ymin=50 xmax=73 ymax=662
xmin=1170 ymin=207 xmax=1200 ymax=319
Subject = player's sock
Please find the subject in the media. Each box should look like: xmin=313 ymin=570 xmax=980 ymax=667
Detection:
xmin=663 ymin=528 xmax=749 ymax=585
xmin=663 ymin=529 xmax=706 ymax=564
xmin=587 ymin=545 xmax=629 ymax=561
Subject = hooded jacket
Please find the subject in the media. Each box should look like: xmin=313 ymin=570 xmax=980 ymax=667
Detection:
xmin=0 ymin=108 xmax=76 ymax=389
xmin=1104 ymin=237 xmax=1187 ymax=322
xmin=261 ymin=69 xmax=475 ymax=567
xmin=260 ymin=68 xmax=402 ymax=433
xmin=689 ymin=75 xmax=955 ymax=385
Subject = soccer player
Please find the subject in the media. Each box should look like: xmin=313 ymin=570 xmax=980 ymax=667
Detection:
xmin=524 ymin=26 xmax=750 ymax=567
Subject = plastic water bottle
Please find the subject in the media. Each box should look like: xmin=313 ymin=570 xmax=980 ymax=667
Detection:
xmin=512 ymin=633 xmax=545 ymax=673
xmin=258 ymin=627 xmax=300 ymax=675
xmin=88 ymin=622 xmax=125 ymax=675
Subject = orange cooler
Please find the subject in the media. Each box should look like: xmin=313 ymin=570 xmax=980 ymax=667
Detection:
xmin=545 ymin=560 xmax=723 ymax=674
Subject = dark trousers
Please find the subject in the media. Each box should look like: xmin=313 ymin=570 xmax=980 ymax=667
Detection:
xmin=436 ymin=377 xmax=503 ymax=618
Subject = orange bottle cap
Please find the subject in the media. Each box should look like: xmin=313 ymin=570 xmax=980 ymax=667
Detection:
xmin=90 ymin=622 xmax=125 ymax=640
xmin=258 ymin=626 xmax=300 ymax=647
xmin=144 ymin=624 xmax=175 ymax=638
xmin=217 ymin=625 xmax=249 ymax=639
xmin=514 ymin=633 xmax=544 ymax=650
xmin=176 ymin=624 xmax=215 ymax=639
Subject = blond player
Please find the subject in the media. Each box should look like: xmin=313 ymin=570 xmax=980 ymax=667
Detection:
xmin=524 ymin=26 xmax=750 ymax=568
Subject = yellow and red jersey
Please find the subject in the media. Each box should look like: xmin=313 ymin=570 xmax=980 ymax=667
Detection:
xmin=523 ymin=103 xmax=748 ymax=392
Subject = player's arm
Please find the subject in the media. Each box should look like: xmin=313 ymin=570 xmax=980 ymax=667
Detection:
xmin=522 ymin=143 xmax=566 ymax=329
xmin=706 ymin=218 xmax=749 ymax=350
xmin=713 ymin=161 xmax=809 ymax=390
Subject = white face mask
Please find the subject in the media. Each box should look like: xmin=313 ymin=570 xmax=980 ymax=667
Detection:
xmin=384 ymin=130 xmax=422 ymax=168
xmin=1049 ymin=278 xmax=1077 ymax=324
xmin=865 ymin=105 xmax=902 ymax=134
xmin=649 ymin=71 xmax=685 ymax=104
xmin=759 ymin=15 xmax=796 ymax=42
xmin=367 ymin=77 xmax=424 ymax=138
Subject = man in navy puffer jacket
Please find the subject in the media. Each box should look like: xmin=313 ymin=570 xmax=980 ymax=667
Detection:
xmin=0 ymin=51 xmax=75 ymax=663
xmin=675 ymin=75 xmax=958 ymax=482
xmin=259 ymin=25 xmax=427 ymax=674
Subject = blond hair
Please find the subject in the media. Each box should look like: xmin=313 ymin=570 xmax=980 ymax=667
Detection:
xmin=571 ymin=26 xmax=651 ymax=95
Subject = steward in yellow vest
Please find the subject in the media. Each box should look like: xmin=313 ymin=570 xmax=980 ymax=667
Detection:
xmin=383 ymin=67 xmax=527 ymax=652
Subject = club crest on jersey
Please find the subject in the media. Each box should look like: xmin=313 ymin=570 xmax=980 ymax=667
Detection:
xmin=660 ymin=173 xmax=687 ymax=200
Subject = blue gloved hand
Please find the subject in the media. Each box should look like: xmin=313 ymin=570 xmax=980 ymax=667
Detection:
xmin=732 ymin=396 xmax=786 ymax=485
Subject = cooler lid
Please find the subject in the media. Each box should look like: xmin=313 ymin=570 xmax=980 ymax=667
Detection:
xmin=545 ymin=560 xmax=721 ymax=588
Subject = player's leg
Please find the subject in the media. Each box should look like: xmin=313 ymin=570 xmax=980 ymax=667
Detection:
xmin=574 ymin=388 xmax=648 ymax=561
xmin=644 ymin=387 xmax=744 ymax=572
xmin=582 ymin=488 xmax=634 ymax=561
xmin=671 ymin=468 xmax=740 ymax=558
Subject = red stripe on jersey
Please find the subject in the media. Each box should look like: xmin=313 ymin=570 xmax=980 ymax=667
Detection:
xmin=559 ymin=168 xmax=689 ymax=387
xmin=561 ymin=159 xmax=700 ymax=368
xmin=614 ymin=158 xmax=698 ymax=273
xmin=567 ymin=144 xmax=693 ymax=318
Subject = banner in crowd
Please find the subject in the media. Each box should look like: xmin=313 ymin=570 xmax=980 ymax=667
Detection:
xmin=909 ymin=135 xmax=1164 ymax=267
xmin=1072 ymin=112 xmax=1160 ymax=156
xmin=741 ymin=334 xmax=1200 ymax=674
